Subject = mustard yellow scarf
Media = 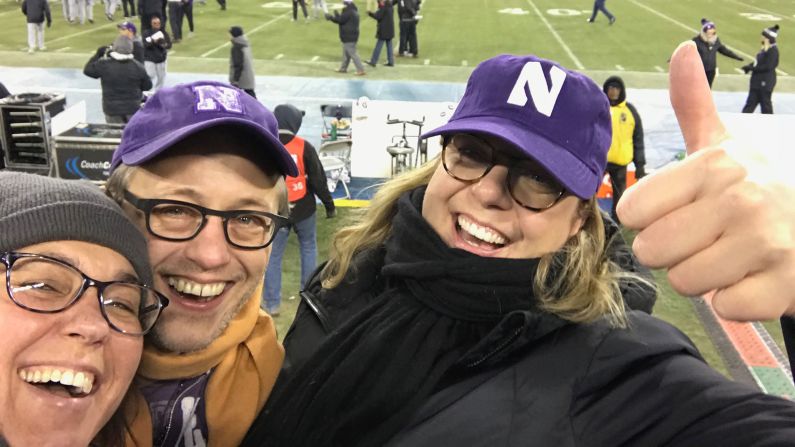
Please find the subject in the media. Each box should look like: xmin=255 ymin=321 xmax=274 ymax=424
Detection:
xmin=125 ymin=286 xmax=284 ymax=446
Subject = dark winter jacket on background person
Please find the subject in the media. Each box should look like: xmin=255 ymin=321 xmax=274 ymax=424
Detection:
xmin=368 ymin=0 xmax=394 ymax=40
xmin=142 ymin=27 xmax=171 ymax=63
xmin=83 ymin=46 xmax=152 ymax=116
xmin=397 ymin=0 xmax=419 ymax=22
xmin=240 ymin=188 xmax=795 ymax=447
xmin=229 ymin=34 xmax=256 ymax=91
xmin=328 ymin=2 xmax=360 ymax=43
xmin=21 ymin=0 xmax=51 ymax=25
xmin=692 ymin=34 xmax=743 ymax=72
xmin=744 ymin=44 xmax=779 ymax=91
xmin=274 ymin=104 xmax=335 ymax=222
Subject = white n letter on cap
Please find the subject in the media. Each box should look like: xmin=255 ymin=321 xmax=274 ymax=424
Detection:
xmin=193 ymin=85 xmax=244 ymax=114
xmin=506 ymin=62 xmax=566 ymax=117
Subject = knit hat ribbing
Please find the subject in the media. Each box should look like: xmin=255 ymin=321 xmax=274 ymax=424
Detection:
xmin=0 ymin=172 xmax=152 ymax=286
xmin=700 ymin=18 xmax=715 ymax=33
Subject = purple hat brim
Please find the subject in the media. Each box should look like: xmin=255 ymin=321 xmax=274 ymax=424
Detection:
xmin=114 ymin=116 xmax=298 ymax=177
xmin=422 ymin=116 xmax=600 ymax=199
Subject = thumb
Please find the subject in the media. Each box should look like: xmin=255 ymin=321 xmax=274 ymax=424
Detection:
xmin=669 ymin=41 xmax=728 ymax=155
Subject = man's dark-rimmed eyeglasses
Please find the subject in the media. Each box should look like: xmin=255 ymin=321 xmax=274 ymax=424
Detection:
xmin=442 ymin=133 xmax=568 ymax=211
xmin=123 ymin=191 xmax=290 ymax=250
xmin=1 ymin=252 xmax=168 ymax=336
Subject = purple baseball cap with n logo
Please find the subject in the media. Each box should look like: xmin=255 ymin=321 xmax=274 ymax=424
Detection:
xmin=422 ymin=54 xmax=611 ymax=199
xmin=111 ymin=81 xmax=298 ymax=177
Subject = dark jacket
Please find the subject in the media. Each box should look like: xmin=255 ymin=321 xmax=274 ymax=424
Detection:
xmin=368 ymin=0 xmax=394 ymax=40
xmin=274 ymin=104 xmax=335 ymax=223
xmin=603 ymin=75 xmax=645 ymax=171
xmin=142 ymin=27 xmax=171 ymax=63
xmin=138 ymin=0 xmax=165 ymax=15
xmin=327 ymin=2 xmax=359 ymax=43
xmin=83 ymin=47 xmax=152 ymax=116
xmin=21 ymin=0 xmax=51 ymax=25
xmin=273 ymin=239 xmax=795 ymax=446
xmin=744 ymin=45 xmax=779 ymax=91
xmin=229 ymin=35 xmax=256 ymax=91
xmin=783 ymin=317 xmax=795 ymax=374
xmin=397 ymin=0 xmax=419 ymax=22
xmin=132 ymin=38 xmax=145 ymax=63
xmin=692 ymin=35 xmax=743 ymax=72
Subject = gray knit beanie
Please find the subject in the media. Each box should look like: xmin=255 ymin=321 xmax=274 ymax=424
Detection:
xmin=0 ymin=172 xmax=152 ymax=286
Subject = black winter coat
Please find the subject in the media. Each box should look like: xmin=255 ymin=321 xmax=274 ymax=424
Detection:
xmin=21 ymin=0 xmax=51 ymax=25
xmin=692 ymin=35 xmax=743 ymax=72
xmin=368 ymin=1 xmax=394 ymax=40
xmin=142 ymin=27 xmax=171 ymax=63
xmin=397 ymin=0 xmax=418 ymax=22
xmin=83 ymin=49 xmax=152 ymax=116
xmin=745 ymin=45 xmax=779 ymax=91
xmin=272 ymin=227 xmax=795 ymax=446
xmin=328 ymin=3 xmax=359 ymax=43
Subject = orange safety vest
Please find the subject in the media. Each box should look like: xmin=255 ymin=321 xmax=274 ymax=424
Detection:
xmin=285 ymin=136 xmax=308 ymax=202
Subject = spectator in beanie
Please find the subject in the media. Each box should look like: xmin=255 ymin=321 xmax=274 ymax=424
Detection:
xmin=229 ymin=26 xmax=257 ymax=98
xmin=366 ymin=0 xmax=394 ymax=68
xmin=21 ymin=0 xmax=51 ymax=54
xmin=142 ymin=15 xmax=171 ymax=91
xmin=602 ymin=75 xmax=645 ymax=225
xmin=326 ymin=0 xmax=365 ymax=76
xmin=692 ymin=18 xmax=744 ymax=88
xmin=262 ymin=103 xmax=336 ymax=317
xmin=118 ymin=20 xmax=144 ymax=63
xmin=83 ymin=35 xmax=152 ymax=124
xmin=397 ymin=0 xmax=419 ymax=57
xmin=742 ymin=24 xmax=780 ymax=114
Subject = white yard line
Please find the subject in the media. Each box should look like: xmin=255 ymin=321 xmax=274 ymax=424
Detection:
xmin=423 ymin=59 xmax=429 ymax=65
xmin=654 ymin=65 xmax=664 ymax=73
xmin=310 ymin=55 xmax=319 ymax=61
xmin=47 ymin=22 xmax=117 ymax=44
xmin=275 ymin=53 xmax=284 ymax=60
xmin=615 ymin=64 xmax=625 ymax=71
xmin=734 ymin=67 xmax=745 ymax=74
xmin=201 ymin=12 xmax=289 ymax=57
xmin=55 ymin=46 xmax=72 ymax=52
xmin=627 ymin=0 xmax=788 ymax=76
xmin=524 ymin=0 xmax=583 ymax=69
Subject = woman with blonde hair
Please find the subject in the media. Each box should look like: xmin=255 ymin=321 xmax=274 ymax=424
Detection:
xmin=243 ymin=54 xmax=795 ymax=446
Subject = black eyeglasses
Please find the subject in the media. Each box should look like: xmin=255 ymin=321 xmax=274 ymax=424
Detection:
xmin=123 ymin=191 xmax=290 ymax=250
xmin=442 ymin=133 xmax=567 ymax=211
xmin=2 ymin=252 xmax=168 ymax=336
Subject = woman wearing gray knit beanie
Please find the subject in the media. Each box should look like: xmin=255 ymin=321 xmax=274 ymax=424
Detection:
xmin=0 ymin=171 xmax=167 ymax=447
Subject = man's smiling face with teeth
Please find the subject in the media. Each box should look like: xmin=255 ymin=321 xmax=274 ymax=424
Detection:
xmin=123 ymin=132 xmax=283 ymax=354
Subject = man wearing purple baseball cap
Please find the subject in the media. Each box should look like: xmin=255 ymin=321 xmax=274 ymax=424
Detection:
xmin=117 ymin=20 xmax=144 ymax=62
xmin=241 ymin=54 xmax=795 ymax=446
xmin=105 ymin=80 xmax=294 ymax=446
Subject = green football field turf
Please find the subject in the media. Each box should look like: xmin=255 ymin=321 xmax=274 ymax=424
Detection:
xmin=2 ymin=0 xmax=794 ymax=91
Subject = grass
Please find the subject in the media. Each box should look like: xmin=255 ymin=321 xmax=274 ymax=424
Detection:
xmin=2 ymin=0 xmax=795 ymax=90
xmin=275 ymin=205 xmax=788 ymax=378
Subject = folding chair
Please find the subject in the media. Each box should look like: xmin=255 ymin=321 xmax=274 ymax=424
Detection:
xmin=318 ymin=139 xmax=352 ymax=199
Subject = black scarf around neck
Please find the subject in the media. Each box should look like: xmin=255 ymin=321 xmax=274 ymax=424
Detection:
xmin=253 ymin=187 xmax=543 ymax=446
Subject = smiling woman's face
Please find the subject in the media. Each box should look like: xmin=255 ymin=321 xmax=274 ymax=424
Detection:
xmin=0 ymin=240 xmax=143 ymax=446
xmin=422 ymin=134 xmax=586 ymax=260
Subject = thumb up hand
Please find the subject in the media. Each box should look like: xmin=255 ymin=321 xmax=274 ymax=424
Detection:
xmin=617 ymin=40 xmax=795 ymax=321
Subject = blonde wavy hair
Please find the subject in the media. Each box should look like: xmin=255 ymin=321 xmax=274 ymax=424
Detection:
xmin=322 ymin=156 xmax=642 ymax=328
